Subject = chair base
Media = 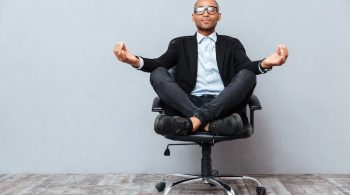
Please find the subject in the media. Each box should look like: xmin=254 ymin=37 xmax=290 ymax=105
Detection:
xmin=156 ymin=174 xmax=266 ymax=195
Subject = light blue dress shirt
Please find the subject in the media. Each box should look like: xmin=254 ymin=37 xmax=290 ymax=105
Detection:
xmin=191 ymin=32 xmax=224 ymax=96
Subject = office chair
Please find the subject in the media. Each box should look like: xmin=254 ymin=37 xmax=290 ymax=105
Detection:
xmin=152 ymin=95 xmax=266 ymax=195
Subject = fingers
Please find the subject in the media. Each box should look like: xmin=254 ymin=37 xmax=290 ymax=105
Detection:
xmin=121 ymin=42 xmax=127 ymax=52
xmin=283 ymin=45 xmax=289 ymax=59
xmin=278 ymin=44 xmax=288 ymax=63
xmin=278 ymin=44 xmax=287 ymax=56
xmin=113 ymin=42 xmax=122 ymax=55
xmin=113 ymin=42 xmax=127 ymax=62
xmin=276 ymin=45 xmax=282 ymax=55
xmin=118 ymin=42 xmax=123 ymax=55
xmin=113 ymin=42 xmax=127 ymax=53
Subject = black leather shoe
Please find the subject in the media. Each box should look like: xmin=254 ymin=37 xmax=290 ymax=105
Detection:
xmin=154 ymin=114 xmax=193 ymax=136
xmin=209 ymin=113 xmax=243 ymax=136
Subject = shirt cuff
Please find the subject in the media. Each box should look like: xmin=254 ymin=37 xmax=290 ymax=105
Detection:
xmin=136 ymin=56 xmax=144 ymax=70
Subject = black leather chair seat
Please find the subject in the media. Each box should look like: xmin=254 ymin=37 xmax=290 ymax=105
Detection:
xmin=165 ymin=124 xmax=253 ymax=143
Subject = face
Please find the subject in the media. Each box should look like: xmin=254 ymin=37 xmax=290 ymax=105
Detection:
xmin=192 ymin=0 xmax=221 ymax=34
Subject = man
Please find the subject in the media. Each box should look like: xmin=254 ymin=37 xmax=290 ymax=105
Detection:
xmin=114 ymin=0 xmax=288 ymax=136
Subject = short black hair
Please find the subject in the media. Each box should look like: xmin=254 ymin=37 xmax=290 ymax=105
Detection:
xmin=194 ymin=0 xmax=219 ymax=9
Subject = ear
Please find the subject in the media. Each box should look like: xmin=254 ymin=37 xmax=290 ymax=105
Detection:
xmin=218 ymin=13 xmax=221 ymax=21
xmin=192 ymin=13 xmax=195 ymax=22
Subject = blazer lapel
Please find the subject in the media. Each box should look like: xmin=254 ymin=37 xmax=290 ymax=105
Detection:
xmin=188 ymin=33 xmax=198 ymax=79
xmin=215 ymin=34 xmax=225 ymax=77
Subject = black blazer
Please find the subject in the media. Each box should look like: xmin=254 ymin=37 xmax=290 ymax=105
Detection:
xmin=140 ymin=33 xmax=262 ymax=94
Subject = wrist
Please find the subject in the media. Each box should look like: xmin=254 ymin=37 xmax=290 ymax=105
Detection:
xmin=130 ymin=56 xmax=140 ymax=68
xmin=259 ymin=59 xmax=272 ymax=73
xmin=260 ymin=59 xmax=270 ymax=69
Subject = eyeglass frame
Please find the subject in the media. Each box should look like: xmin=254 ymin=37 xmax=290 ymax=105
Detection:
xmin=193 ymin=6 xmax=219 ymax=15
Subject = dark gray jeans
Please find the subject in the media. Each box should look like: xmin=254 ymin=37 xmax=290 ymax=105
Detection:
xmin=150 ymin=67 xmax=256 ymax=125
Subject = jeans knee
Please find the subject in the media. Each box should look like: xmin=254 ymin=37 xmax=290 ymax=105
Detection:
xmin=238 ymin=69 xmax=256 ymax=86
xmin=150 ymin=67 xmax=167 ymax=86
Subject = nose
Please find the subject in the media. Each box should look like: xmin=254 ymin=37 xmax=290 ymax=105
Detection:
xmin=203 ymin=10 xmax=209 ymax=16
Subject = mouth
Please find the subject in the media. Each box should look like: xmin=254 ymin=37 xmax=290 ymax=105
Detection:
xmin=201 ymin=19 xmax=212 ymax=23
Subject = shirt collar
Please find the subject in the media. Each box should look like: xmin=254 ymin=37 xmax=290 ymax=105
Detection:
xmin=196 ymin=32 xmax=217 ymax=44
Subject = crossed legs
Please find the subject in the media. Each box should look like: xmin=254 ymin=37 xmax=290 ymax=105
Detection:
xmin=150 ymin=67 xmax=256 ymax=132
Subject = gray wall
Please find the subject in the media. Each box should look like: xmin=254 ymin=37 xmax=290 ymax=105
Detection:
xmin=0 ymin=0 xmax=349 ymax=174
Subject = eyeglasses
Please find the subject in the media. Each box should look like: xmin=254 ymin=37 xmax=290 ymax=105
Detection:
xmin=194 ymin=6 xmax=218 ymax=15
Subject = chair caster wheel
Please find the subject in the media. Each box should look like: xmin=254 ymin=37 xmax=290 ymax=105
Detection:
xmin=256 ymin=186 xmax=266 ymax=195
xmin=155 ymin=182 xmax=166 ymax=192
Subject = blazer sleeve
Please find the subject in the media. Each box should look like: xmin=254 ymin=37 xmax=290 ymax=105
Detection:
xmin=139 ymin=39 xmax=179 ymax=73
xmin=233 ymin=39 xmax=263 ymax=75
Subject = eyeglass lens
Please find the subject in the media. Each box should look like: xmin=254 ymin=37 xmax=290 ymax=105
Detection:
xmin=194 ymin=6 xmax=218 ymax=15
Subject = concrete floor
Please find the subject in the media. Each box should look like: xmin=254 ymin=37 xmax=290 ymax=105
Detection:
xmin=0 ymin=174 xmax=350 ymax=194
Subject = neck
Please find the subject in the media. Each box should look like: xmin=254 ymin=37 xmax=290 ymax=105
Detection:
xmin=197 ymin=29 xmax=215 ymax=36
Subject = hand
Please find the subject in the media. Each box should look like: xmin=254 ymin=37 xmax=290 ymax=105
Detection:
xmin=113 ymin=42 xmax=140 ymax=68
xmin=261 ymin=44 xmax=289 ymax=68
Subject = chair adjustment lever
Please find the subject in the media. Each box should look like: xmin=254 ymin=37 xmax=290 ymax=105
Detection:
xmin=164 ymin=143 xmax=197 ymax=156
